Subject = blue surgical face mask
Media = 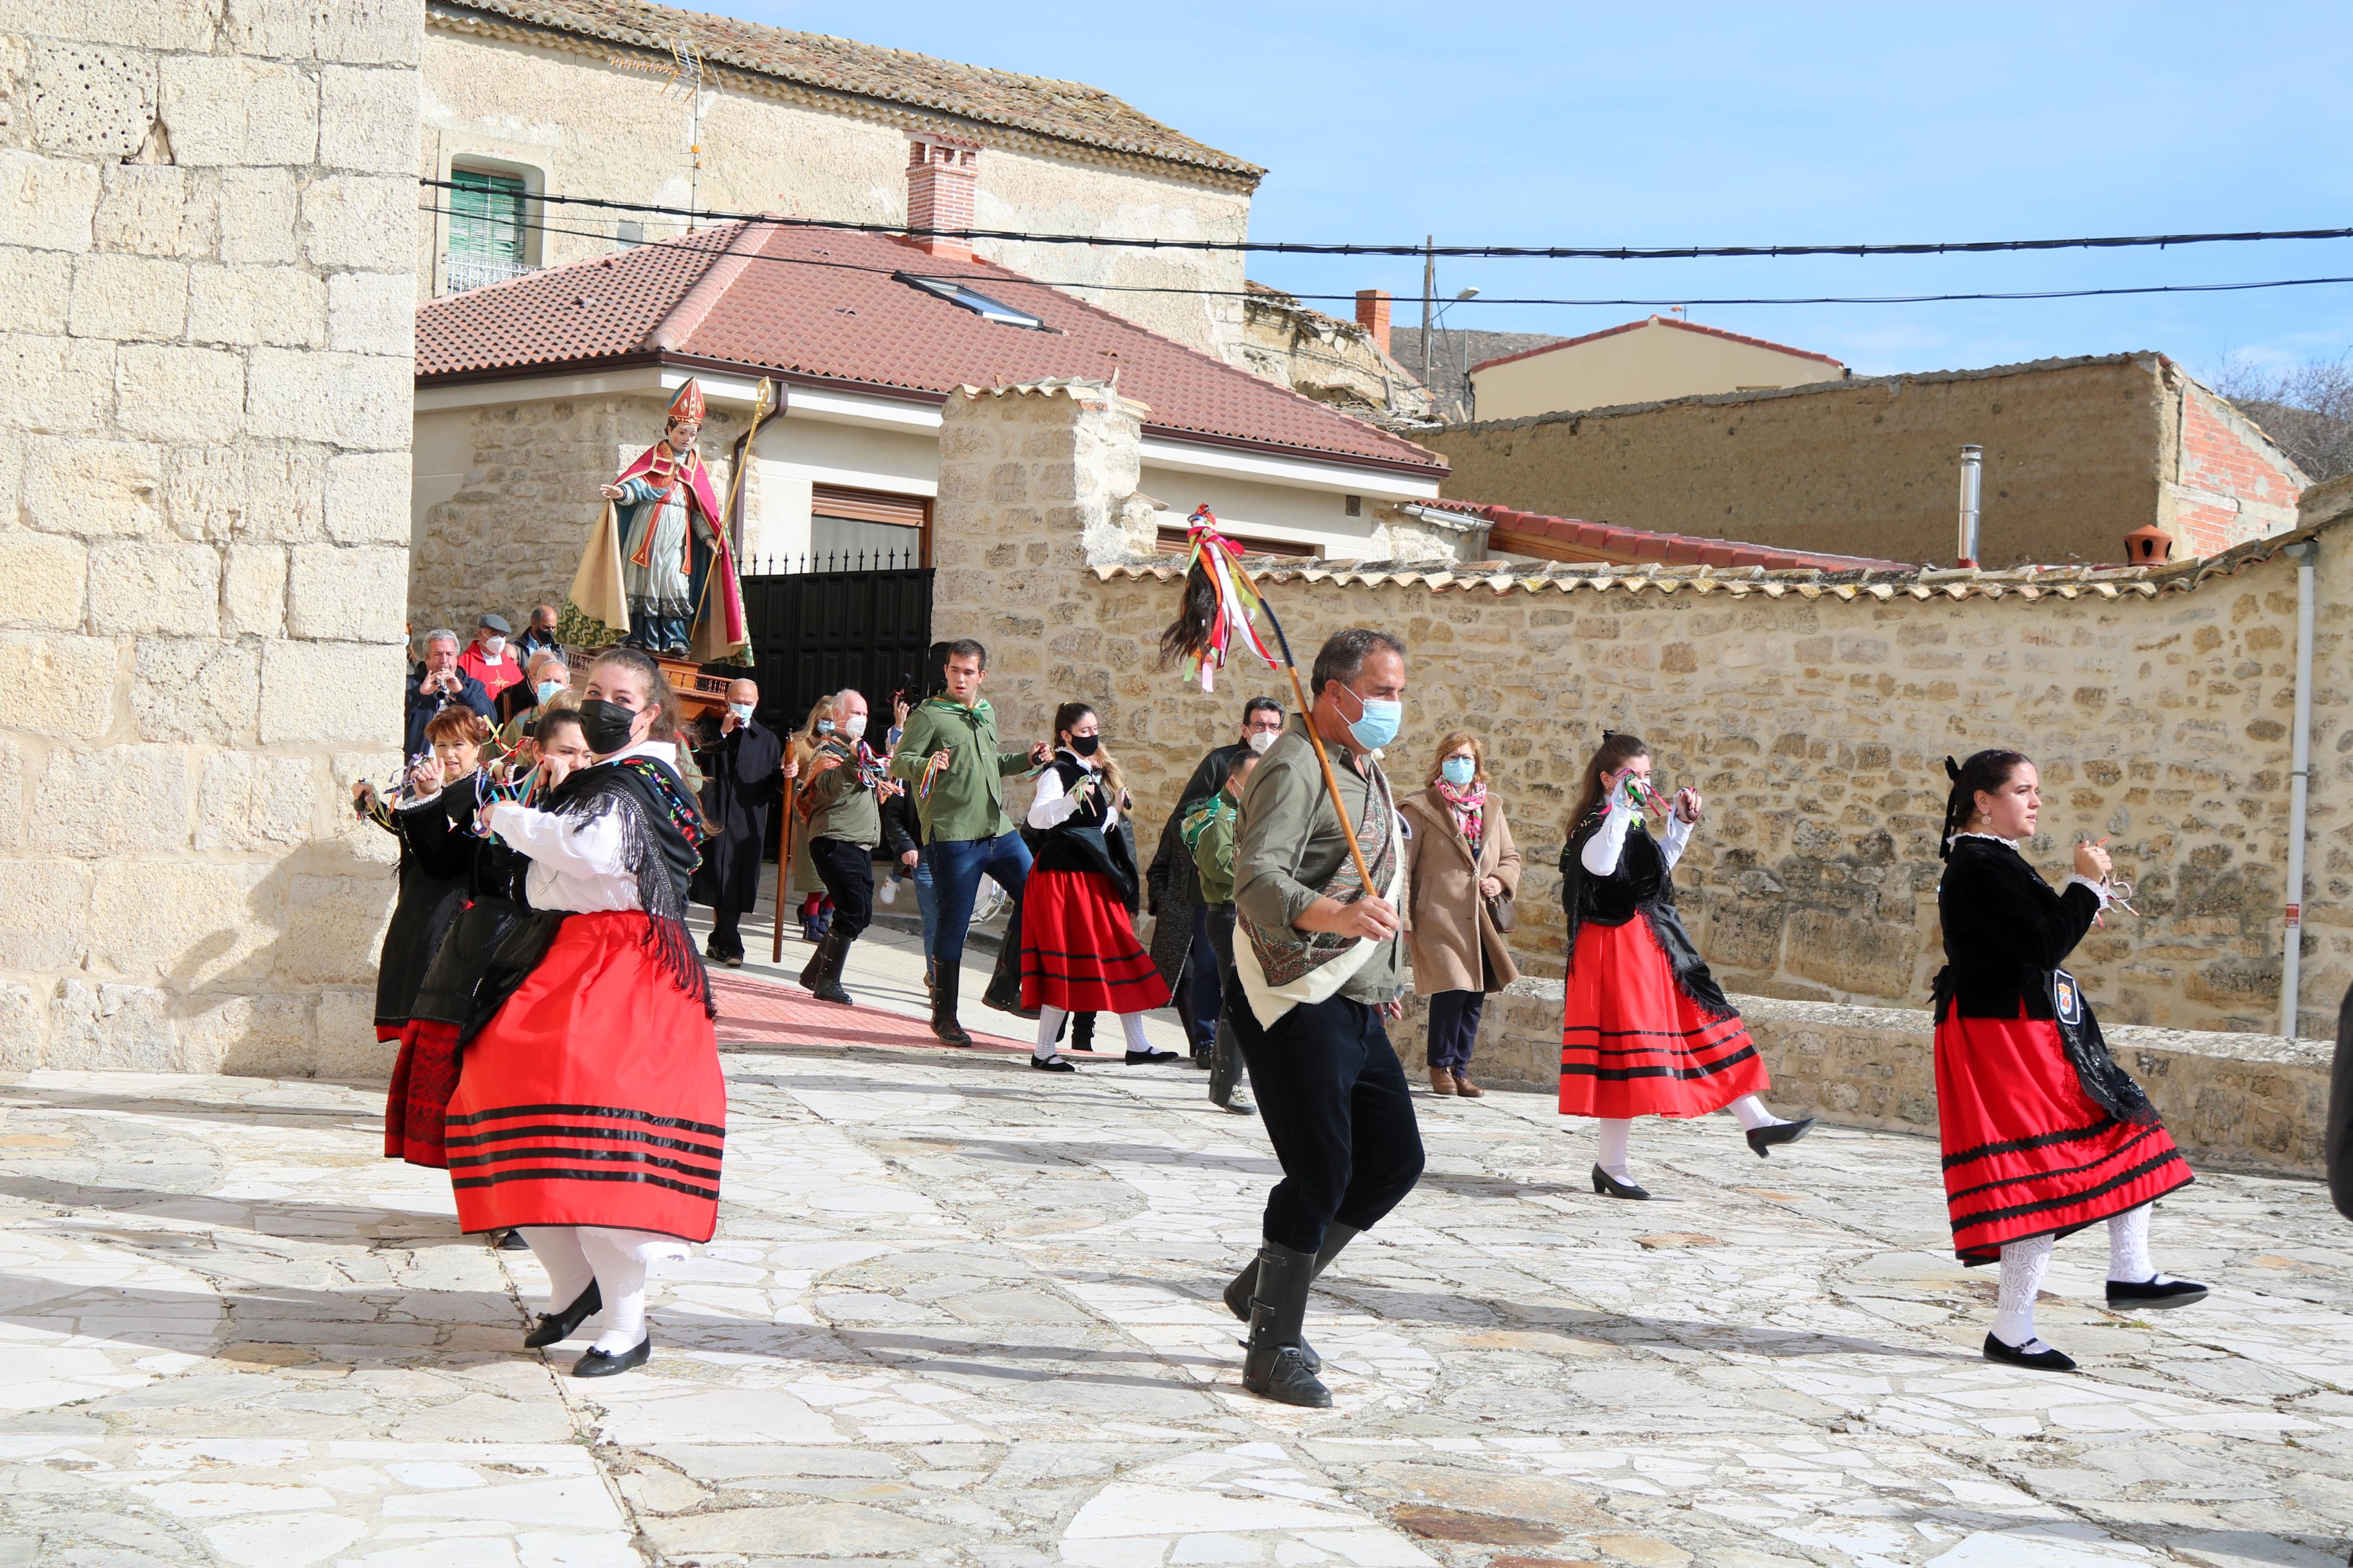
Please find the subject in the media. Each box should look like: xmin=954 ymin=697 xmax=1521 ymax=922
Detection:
xmin=817 ymin=719 xmax=835 ymax=733
xmin=1442 ymin=756 xmax=1476 ymax=787
xmin=535 ymin=679 xmax=564 ymax=705
xmin=1336 ymin=683 xmax=1401 ymax=752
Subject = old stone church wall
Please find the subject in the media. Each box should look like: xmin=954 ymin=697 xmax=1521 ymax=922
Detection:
xmin=932 ymin=384 xmax=2352 ymax=1040
xmin=0 ymin=2 xmax=420 ymax=1072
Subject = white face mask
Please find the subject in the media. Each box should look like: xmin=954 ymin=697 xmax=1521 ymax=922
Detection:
xmin=483 ymin=637 xmax=506 ymax=658
xmin=1247 ymin=729 xmax=1277 ymax=755
xmin=841 ymin=714 xmax=868 ymax=740
xmin=727 ymin=702 xmax=754 ymax=721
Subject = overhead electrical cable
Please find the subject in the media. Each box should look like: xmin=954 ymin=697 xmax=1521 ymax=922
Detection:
xmin=420 ymin=203 xmax=2353 ymax=310
xmin=419 ymin=177 xmax=2353 ymax=261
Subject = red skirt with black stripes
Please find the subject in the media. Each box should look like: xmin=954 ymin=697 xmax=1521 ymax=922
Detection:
xmin=1020 ymin=868 xmax=1173 ymax=1015
xmin=1936 ymin=1008 xmax=2192 ymax=1265
xmin=443 ymin=910 xmax=725 ymax=1243
xmin=1557 ymin=914 xmax=1766 ymax=1119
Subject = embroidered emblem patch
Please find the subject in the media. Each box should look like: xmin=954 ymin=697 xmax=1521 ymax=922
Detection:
xmin=2052 ymin=968 xmax=2084 ymax=1028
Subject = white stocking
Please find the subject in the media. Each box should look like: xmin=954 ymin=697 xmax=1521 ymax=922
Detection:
xmin=1727 ymin=1094 xmax=1785 ymax=1131
xmin=1993 ymin=1233 xmax=2055 ymax=1349
xmin=519 ymin=1226 xmax=594 ymax=1313
xmin=1119 ymin=1012 xmax=1151 ymax=1054
xmin=1596 ymin=1118 xmax=1633 ymax=1180
xmin=577 ymin=1225 xmax=662 ymax=1354
xmin=2106 ymin=1204 xmax=2161 ymax=1284
xmin=1034 ymin=1004 xmax=1069 ymax=1062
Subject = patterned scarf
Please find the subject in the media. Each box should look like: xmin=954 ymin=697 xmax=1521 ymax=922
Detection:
xmin=1435 ymin=777 xmax=1486 ymax=848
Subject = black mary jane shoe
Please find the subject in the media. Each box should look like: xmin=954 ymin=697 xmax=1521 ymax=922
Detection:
xmin=495 ymin=1228 xmax=529 ymax=1251
xmin=572 ymin=1338 xmax=651 ymax=1378
xmin=1591 ymin=1164 xmax=1651 ymax=1201
xmin=1030 ymin=1054 xmax=1077 ymax=1073
xmin=1745 ymin=1117 xmax=1816 ymax=1158
xmin=1982 ymin=1331 xmax=2078 ymax=1373
xmin=1123 ymin=1048 xmax=1183 ymax=1065
xmin=522 ymin=1282 xmax=602 ymax=1349
xmin=2104 ymin=1276 xmax=2209 ymax=1311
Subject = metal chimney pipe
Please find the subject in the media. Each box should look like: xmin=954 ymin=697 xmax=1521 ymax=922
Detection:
xmin=1957 ymin=445 xmax=1983 ymax=567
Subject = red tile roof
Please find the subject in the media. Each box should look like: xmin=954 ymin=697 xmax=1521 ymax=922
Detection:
xmin=435 ymin=0 xmax=1262 ymax=183
xmin=1469 ymin=315 xmax=1846 ymax=376
xmin=416 ymin=221 xmax=1448 ymax=475
xmin=1418 ymin=499 xmax=1911 ymax=573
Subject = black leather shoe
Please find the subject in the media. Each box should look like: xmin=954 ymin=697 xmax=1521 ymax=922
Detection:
xmin=523 ymin=1282 xmax=602 ymax=1349
xmin=495 ymin=1228 xmax=528 ymax=1251
xmin=1983 ymin=1331 xmax=2077 ymax=1373
xmin=1124 ymin=1048 xmax=1182 ymax=1065
xmin=572 ymin=1338 xmax=651 ymax=1378
xmin=2105 ymin=1276 xmax=2208 ymax=1311
xmin=1592 ymin=1165 xmax=1651 ymax=1200
xmin=1030 ymin=1054 xmax=1076 ymax=1073
xmin=1746 ymin=1118 xmax=1815 ymax=1158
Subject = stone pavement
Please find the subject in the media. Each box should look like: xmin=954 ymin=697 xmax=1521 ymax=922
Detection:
xmin=4 ymin=1015 xmax=2352 ymax=1566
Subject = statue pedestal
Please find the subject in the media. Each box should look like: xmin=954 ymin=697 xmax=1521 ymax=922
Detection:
xmin=657 ymin=655 xmax=732 ymax=723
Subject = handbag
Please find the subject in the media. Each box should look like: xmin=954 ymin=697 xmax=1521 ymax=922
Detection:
xmin=1485 ymin=887 xmax=1516 ymax=934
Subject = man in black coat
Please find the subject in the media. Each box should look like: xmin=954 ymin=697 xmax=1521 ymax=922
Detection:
xmin=689 ymin=677 xmax=786 ymax=968
xmin=1147 ymin=696 xmax=1286 ymax=1061
xmin=403 ymin=628 xmax=495 ymax=758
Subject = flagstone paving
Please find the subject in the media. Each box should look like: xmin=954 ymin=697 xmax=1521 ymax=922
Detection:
xmin=2 ymin=1028 xmax=2350 ymax=1567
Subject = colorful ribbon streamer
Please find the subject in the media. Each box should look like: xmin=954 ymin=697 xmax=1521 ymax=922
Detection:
xmin=1176 ymin=506 xmax=1281 ymax=693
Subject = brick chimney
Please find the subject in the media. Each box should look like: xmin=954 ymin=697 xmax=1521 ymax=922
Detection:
xmin=1354 ymin=289 xmax=1391 ymax=354
xmin=906 ymin=134 xmax=980 ymax=262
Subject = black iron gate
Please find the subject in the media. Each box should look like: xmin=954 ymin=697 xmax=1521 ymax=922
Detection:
xmin=728 ymin=548 xmax=935 ymax=739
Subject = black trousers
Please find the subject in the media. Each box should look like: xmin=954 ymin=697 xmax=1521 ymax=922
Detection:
xmin=1425 ymin=989 xmax=1487 ymax=1071
xmin=808 ymin=837 xmax=876 ymax=940
xmin=1230 ymin=987 xmax=1425 ymax=1255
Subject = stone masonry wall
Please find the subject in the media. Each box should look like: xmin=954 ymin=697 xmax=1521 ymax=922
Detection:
xmin=1426 ymin=354 xmax=2304 ymax=570
xmin=408 ymin=393 xmax=751 ymax=638
xmin=928 ymin=386 xmax=2353 ymax=1039
xmin=0 ymin=1 xmax=420 ymax=1073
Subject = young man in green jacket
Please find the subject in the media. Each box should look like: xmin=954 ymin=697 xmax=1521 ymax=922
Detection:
xmin=889 ymin=638 xmax=1052 ymax=1045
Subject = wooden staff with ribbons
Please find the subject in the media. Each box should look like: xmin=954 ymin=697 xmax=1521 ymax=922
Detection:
xmin=1156 ymin=506 xmax=1375 ymax=896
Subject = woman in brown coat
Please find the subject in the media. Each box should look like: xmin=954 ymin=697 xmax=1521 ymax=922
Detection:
xmin=1400 ymin=730 xmax=1521 ymax=1097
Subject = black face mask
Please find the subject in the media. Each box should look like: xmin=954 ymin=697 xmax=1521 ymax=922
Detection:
xmin=577 ymin=698 xmax=638 ymax=756
xmin=1068 ymin=734 xmax=1101 ymax=757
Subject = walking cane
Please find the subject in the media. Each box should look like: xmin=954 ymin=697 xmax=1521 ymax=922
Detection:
xmin=1158 ymin=508 xmax=1376 ymax=896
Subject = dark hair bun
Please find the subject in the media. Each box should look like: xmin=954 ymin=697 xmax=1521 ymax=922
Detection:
xmin=1944 ymin=755 xmax=1962 ymax=781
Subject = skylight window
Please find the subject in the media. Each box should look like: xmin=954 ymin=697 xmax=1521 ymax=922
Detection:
xmin=894 ymin=273 xmax=1050 ymax=330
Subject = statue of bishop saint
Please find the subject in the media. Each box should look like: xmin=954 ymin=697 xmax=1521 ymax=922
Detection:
xmin=568 ymin=378 xmax=748 ymax=662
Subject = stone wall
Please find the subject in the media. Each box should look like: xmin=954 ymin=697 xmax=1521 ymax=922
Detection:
xmin=408 ymin=393 xmax=751 ymax=639
xmin=925 ymin=383 xmax=2351 ymax=1039
xmin=0 ymin=1 xmax=420 ymax=1072
xmin=1236 ymin=284 xmax=1434 ymax=426
xmin=1425 ymin=353 xmax=2306 ymax=569
xmin=418 ymin=15 xmax=1254 ymax=361
xmin=1393 ymin=982 xmax=2333 ymax=1179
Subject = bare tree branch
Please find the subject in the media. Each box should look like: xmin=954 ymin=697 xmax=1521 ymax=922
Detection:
xmin=2211 ymin=351 xmax=2353 ymax=484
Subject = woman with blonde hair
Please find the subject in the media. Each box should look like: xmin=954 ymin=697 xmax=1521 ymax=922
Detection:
xmin=786 ymin=695 xmax=836 ymax=943
xmin=1399 ymin=730 xmax=1521 ymax=1097
xmin=1020 ymin=702 xmax=1175 ymax=1071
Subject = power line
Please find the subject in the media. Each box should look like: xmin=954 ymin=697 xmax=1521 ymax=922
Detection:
xmin=418 ymin=177 xmax=2353 ymax=261
xmin=421 ymin=203 xmax=2353 ymax=310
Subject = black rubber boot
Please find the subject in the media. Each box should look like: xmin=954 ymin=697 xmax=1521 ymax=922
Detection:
xmin=810 ymin=931 xmax=854 ymax=1005
xmin=982 ymin=904 xmax=1038 ymax=1018
xmin=1207 ymin=1021 xmax=1252 ymax=1114
xmin=1220 ymin=1223 xmax=1357 ymax=1373
xmin=929 ymin=962 xmax=973 ymax=1047
xmin=1241 ymin=1243 xmax=1330 ymax=1407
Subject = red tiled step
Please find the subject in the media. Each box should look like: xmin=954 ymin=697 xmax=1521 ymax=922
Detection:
xmin=710 ymin=970 xmax=1031 ymax=1054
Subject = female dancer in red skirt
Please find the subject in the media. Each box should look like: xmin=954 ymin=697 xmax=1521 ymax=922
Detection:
xmin=449 ymin=647 xmax=725 ymax=1378
xmin=1559 ymin=731 xmax=1809 ymax=1198
xmin=1020 ymin=702 xmax=1176 ymax=1071
xmin=1935 ymin=749 xmax=2203 ymax=1372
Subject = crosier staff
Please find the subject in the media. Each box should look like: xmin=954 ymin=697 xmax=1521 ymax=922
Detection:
xmin=1156 ymin=507 xmax=1375 ymax=897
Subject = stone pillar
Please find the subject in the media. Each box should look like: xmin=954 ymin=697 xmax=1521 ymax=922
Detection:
xmin=931 ymin=381 xmax=1150 ymax=745
xmin=0 ymin=3 xmax=422 ymax=1076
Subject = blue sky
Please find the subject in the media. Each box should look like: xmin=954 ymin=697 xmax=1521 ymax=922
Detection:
xmin=752 ymin=1 xmax=2353 ymax=381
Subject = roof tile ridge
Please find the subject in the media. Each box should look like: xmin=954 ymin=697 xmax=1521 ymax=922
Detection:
xmin=643 ymin=219 xmax=772 ymax=354
xmin=899 ymin=245 xmax=1446 ymax=470
xmin=1656 ymin=315 xmax=1844 ymax=366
